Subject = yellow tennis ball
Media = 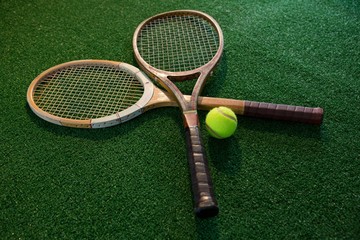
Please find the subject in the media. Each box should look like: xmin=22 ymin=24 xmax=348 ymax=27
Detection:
xmin=205 ymin=106 xmax=237 ymax=139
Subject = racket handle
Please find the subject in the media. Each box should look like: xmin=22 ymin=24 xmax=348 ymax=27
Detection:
xmin=197 ymin=97 xmax=324 ymax=125
xmin=185 ymin=125 xmax=218 ymax=218
xmin=243 ymin=101 xmax=323 ymax=124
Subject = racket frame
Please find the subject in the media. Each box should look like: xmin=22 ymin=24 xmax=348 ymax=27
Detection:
xmin=133 ymin=10 xmax=224 ymax=218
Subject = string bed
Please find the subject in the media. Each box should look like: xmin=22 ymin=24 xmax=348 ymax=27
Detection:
xmin=137 ymin=14 xmax=219 ymax=72
xmin=33 ymin=65 xmax=144 ymax=120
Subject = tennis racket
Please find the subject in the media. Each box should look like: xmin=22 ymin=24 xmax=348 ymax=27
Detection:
xmin=26 ymin=59 xmax=323 ymax=128
xmin=133 ymin=10 xmax=223 ymax=218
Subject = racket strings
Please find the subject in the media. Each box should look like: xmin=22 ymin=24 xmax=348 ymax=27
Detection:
xmin=33 ymin=65 xmax=144 ymax=120
xmin=137 ymin=14 xmax=219 ymax=72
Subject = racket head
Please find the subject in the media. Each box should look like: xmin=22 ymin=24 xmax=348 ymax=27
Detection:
xmin=27 ymin=60 xmax=154 ymax=128
xmin=133 ymin=10 xmax=224 ymax=82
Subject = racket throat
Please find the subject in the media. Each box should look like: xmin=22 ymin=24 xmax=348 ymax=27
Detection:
xmin=183 ymin=111 xmax=199 ymax=128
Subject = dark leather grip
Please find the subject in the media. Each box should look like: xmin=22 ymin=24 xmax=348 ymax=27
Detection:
xmin=244 ymin=101 xmax=324 ymax=124
xmin=185 ymin=126 xmax=218 ymax=218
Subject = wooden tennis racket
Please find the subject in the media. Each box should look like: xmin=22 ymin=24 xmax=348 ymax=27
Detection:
xmin=26 ymin=59 xmax=323 ymax=128
xmin=133 ymin=10 xmax=225 ymax=218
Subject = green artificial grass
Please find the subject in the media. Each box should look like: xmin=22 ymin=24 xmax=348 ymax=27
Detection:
xmin=1 ymin=0 xmax=359 ymax=239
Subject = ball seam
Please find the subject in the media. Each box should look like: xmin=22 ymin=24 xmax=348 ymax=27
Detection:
xmin=217 ymin=107 xmax=237 ymax=122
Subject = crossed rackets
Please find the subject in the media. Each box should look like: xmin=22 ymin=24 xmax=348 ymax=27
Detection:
xmin=27 ymin=10 xmax=323 ymax=218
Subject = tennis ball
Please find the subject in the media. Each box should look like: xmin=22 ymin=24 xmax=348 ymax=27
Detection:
xmin=205 ymin=107 xmax=237 ymax=139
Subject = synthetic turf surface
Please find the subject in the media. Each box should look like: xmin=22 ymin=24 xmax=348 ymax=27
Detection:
xmin=1 ymin=0 xmax=359 ymax=239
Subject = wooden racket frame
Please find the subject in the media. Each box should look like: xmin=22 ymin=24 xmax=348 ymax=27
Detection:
xmin=133 ymin=10 xmax=224 ymax=218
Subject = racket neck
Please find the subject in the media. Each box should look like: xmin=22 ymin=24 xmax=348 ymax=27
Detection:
xmin=189 ymin=72 xmax=208 ymax=109
xmin=183 ymin=111 xmax=200 ymax=128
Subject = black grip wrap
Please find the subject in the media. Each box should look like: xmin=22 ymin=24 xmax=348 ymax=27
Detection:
xmin=244 ymin=101 xmax=324 ymax=125
xmin=185 ymin=126 xmax=218 ymax=218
